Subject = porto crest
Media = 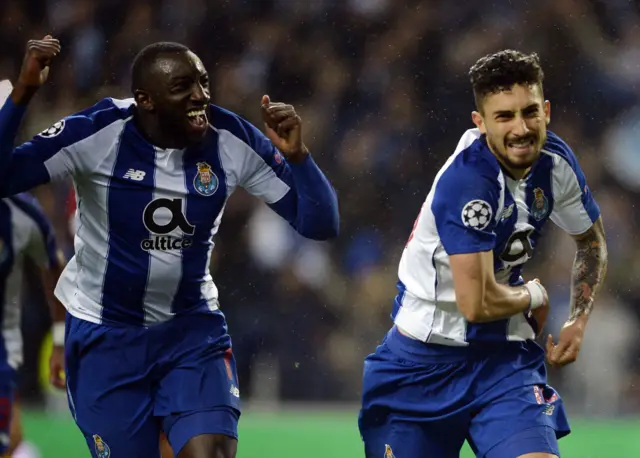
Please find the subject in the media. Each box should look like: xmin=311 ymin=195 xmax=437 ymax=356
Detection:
xmin=194 ymin=161 xmax=218 ymax=196
xmin=531 ymin=187 xmax=549 ymax=221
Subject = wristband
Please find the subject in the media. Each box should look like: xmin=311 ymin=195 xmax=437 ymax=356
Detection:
xmin=524 ymin=281 xmax=545 ymax=311
xmin=52 ymin=322 xmax=65 ymax=346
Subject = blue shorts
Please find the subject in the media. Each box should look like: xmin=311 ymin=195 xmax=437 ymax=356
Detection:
xmin=64 ymin=312 xmax=241 ymax=458
xmin=358 ymin=326 xmax=570 ymax=458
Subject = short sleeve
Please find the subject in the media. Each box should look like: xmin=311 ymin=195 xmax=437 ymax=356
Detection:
xmin=547 ymin=136 xmax=600 ymax=235
xmin=0 ymin=97 xmax=132 ymax=196
xmin=212 ymin=105 xmax=292 ymax=204
xmin=431 ymin=155 xmax=501 ymax=255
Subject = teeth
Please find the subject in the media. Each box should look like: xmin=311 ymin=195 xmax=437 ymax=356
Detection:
xmin=187 ymin=109 xmax=206 ymax=118
xmin=509 ymin=139 xmax=533 ymax=148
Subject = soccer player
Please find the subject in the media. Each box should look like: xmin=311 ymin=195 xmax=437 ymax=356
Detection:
xmin=0 ymin=82 xmax=66 ymax=458
xmin=358 ymin=50 xmax=608 ymax=458
xmin=0 ymin=36 xmax=339 ymax=458
xmin=0 ymin=193 xmax=66 ymax=458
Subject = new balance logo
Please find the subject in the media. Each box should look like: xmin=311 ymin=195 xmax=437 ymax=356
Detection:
xmin=123 ymin=169 xmax=146 ymax=181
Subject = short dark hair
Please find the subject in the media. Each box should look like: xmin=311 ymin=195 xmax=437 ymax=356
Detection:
xmin=130 ymin=42 xmax=190 ymax=92
xmin=468 ymin=50 xmax=544 ymax=111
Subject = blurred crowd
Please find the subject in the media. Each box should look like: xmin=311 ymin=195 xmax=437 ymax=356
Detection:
xmin=2 ymin=0 xmax=640 ymax=417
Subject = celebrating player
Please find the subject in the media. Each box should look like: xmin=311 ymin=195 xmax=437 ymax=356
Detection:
xmin=358 ymin=50 xmax=607 ymax=458
xmin=0 ymin=36 xmax=339 ymax=458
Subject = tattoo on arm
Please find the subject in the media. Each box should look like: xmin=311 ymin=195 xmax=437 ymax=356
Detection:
xmin=569 ymin=217 xmax=608 ymax=322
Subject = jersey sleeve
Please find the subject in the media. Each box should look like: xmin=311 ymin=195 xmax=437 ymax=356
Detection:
xmin=547 ymin=137 xmax=601 ymax=235
xmin=235 ymin=120 xmax=294 ymax=205
xmin=0 ymin=97 xmax=121 ymax=197
xmin=216 ymin=108 xmax=339 ymax=240
xmin=431 ymin=156 xmax=501 ymax=255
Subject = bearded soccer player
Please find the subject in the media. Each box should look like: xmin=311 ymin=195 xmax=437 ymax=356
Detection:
xmin=0 ymin=36 xmax=339 ymax=458
xmin=358 ymin=50 xmax=607 ymax=458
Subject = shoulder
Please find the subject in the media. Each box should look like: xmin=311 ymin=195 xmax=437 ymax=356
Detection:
xmin=437 ymin=128 xmax=502 ymax=189
xmin=541 ymin=130 xmax=580 ymax=169
xmin=37 ymin=97 xmax=134 ymax=145
xmin=5 ymin=193 xmax=52 ymax=236
xmin=7 ymin=192 xmax=45 ymax=216
xmin=539 ymin=130 xmax=592 ymax=191
xmin=209 ymin=105 xmax=256 ymax=142
xmin=209 ymin=104 xmax=274 ymax=159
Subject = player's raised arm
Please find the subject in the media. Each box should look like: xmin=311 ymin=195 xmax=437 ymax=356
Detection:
xmin=432 ymin=159 xmax=546 ymax=323
xmin=545 ymin=135 xmax=608 ymax=366
xmin=228 ymin=95 xmax=339 ymax=240
xmin=0 ymin=36 xmax=108 ymax=197
xmin=0 ymin=36 xmax=61 ymax=195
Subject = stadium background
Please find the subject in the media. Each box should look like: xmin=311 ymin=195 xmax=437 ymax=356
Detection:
xmin=2 ymin=0 xmax=640 ymax=456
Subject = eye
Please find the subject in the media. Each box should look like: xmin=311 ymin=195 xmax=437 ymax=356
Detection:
xmin=171 ymin=82 xmax=189 ymax=93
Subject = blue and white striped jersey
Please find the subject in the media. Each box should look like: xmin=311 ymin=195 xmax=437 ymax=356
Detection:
xmin=0 ymin=97 xmax=338 ymax=327
xmin=394 ymin=128 xmax=600 ymax=346
xmin=0 ymin=194 xmax=59 ymax=369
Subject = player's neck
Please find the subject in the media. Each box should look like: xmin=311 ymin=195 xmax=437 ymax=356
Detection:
xmin=133 ymin=111 xmax=187 ymax=150
xmin=498 ymin=160 xmax=530 ymax=181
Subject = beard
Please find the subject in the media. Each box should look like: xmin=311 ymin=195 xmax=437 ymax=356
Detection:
xmin=486 ymin=131 xmax=545 ymax=171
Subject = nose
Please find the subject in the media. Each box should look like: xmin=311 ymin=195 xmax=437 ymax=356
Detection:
xmin=511 ymin=116 xmax=530 ymax=136
xmin=191 ymin=83 xmax=209 ymax=103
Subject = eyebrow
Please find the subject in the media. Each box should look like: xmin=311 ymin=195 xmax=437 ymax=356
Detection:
xmin=168 ymin=74 xmax=191 ymax=83
xmin=493 ymin=103 xmax=540 ymax=117
xmin=169 ymin=71 xmax=208 ymax=82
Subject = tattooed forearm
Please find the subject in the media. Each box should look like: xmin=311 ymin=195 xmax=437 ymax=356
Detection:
xmin=569 ymin=217 xmax=607 ymax=322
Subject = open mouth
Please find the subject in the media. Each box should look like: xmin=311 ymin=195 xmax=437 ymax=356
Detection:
xmin=186 ymin=108 xmax=208 ymax=132
xmin=507 ymin=138 xmax=535 ymax=151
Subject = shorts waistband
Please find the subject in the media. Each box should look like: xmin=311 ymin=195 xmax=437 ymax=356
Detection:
xmin=385 ymin=325 xmax=527 ymax=363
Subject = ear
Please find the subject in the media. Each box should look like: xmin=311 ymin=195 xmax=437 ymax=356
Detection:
xmin=471 ymin=111 xmax=486 ymax=134
xmin=543 ymin=100 xmax=551 ymax=125
xmin=134 ymin=89 xmax=154 ymax=112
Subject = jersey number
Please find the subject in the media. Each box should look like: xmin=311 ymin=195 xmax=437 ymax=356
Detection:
xmin=499 ymin=229 xmax=534 ymax=265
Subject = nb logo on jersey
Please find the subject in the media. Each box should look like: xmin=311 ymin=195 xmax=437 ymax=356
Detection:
xmin=141 ymin=198 xmax=195 ymax=251
xmin=123 ymin=169 xmax=146 ymax=181
xmin=500 ymin=203 xmax=515 ymax=221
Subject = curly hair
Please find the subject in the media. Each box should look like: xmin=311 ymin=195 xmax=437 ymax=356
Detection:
xmin=469 ymin=50 xmax=544 ymax=111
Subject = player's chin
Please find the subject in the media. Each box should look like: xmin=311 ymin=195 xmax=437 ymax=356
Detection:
xmin=506 ymin=150 xmax=539 ymax=169
xmin=184 ymin=120 xmax=209 ymax=142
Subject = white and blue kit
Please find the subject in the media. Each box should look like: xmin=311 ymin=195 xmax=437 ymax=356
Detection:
xmin=0 ymin=193 xmax=59 ymax=452
xmin=359 ymin=128 xmax=600 ymax=458
xmin=0 ymin=96 xmax=339 ymax=457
